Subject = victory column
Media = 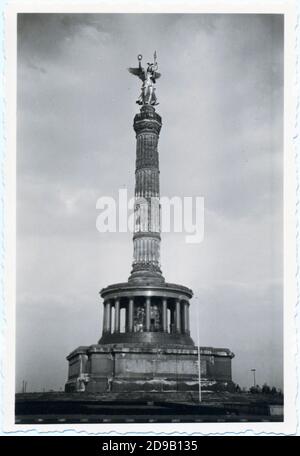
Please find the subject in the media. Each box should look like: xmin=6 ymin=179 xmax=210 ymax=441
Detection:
xmin=65 ymin=54 xmax=234 ymax=394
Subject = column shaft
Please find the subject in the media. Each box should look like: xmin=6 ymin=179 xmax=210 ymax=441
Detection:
xmin=146 ymin=297 xmax=151 ymax=331
xmin=106 ymin=300 xmax=112 ymax=333
xmin=175 ymin=299 xmax=181 ymax=333
xmin=170 ymin=306 xmax=175 ymax=333
xmin=129 ymin=106 xmax=163 ymax=282
xmin=186 ymin=301 xmax=190 ymax=334
xmin=125 ymin=304 xmax=129 ymax=332
xmin=162 ymin=298 xmax=167 ymax=332
xmin=128 ymin=298 xmax=134 ymax=332
xmin=183 ymin=301 xmax=188 ymax=333
xmin=114 ymin=299 xmax=120 ymax=333
xmin=102 ymin=301 xmax=107 ymax=334
xmin=182 ymin=301 xmax=189 ymax=334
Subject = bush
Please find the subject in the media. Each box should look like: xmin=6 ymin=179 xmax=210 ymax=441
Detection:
xmin=249 ymin=386 xmax=258 ymax=394
xmin=262 ymin=383 xmax=271 ymax=394
xmin=249 ymin=385 xmax=261 ymax=394
xmin=235 ymin=384 xmax=241 ymax=393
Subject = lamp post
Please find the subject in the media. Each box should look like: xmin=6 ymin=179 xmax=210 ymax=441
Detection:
xmin=196 ymin=296 xmax=202 ymax=403
xmin=251 ymin=368 xmax=256 ymax=388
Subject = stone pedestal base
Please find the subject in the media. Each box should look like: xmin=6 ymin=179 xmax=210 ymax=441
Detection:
xmin=65 ymin=344 xmax=234 ymax=394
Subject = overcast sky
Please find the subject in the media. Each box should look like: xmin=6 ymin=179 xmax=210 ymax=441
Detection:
xmin=16 ymin=13 xmax=283 ymax=391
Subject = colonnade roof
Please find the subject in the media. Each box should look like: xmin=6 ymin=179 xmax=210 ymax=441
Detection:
xmin=100 ymin=281 xmax=193 ymax=300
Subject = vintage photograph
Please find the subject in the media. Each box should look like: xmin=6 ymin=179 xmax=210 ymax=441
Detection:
xmin=11 ymin=9 xmax=288 ymax=429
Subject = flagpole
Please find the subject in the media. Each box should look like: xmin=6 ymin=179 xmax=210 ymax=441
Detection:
xmin=196 ymin=298 xmax=202 ymax=403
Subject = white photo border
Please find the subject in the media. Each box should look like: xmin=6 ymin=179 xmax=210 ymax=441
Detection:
xmin=1 ymin=0 xmax=297 ymax=435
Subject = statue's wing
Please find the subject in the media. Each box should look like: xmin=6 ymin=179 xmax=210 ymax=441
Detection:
xmin=128 ymin=67 xmax=144 ymax=80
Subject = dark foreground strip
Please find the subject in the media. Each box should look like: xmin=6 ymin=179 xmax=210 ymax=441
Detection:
xmin=14 ymin=415 xmax=281 ymax=424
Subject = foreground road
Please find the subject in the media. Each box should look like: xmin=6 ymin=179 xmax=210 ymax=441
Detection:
xmin=15 ymin=393 xmax=283 ymax=424
xmin=15 ymin=413 xmax=282 ymax=424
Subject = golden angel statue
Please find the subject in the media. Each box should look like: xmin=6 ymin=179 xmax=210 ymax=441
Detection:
xmin=128 ymin=52 xmax=161 ymax=106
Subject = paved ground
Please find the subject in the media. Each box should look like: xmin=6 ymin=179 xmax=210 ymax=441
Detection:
xmin=15 ymin=394 xmax=283 ymax=424
xmin=15 ymin=414 xmax=282 ymax=424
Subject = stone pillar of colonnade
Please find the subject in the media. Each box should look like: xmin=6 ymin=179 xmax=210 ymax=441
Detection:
xmin=162 ymin=298 xmax=168 ymax=332
xmin=102 ymin=295 xmax=190 ymax=336
xmin=105 ymin=300 xmax=112 ymax=334
xmin=114 ymin=298 xmax=120 ymax=333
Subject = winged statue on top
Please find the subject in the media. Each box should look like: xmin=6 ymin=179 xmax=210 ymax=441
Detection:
xmin=128 ymin=52 xmax=161 ymax=106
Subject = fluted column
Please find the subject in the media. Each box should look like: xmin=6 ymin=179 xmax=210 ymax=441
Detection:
xmin=175 ymin=299 xmax=181 ymax=333
xmin=114 ymin=298 xmax=120 ymax=333
xmin=128 ymin=298 xmax=134 ymax=332
xmin=129 ymin=105 xmax=164 ymax=283
xmin=146 ymin=296 xmax=151 ymax=331
xmin=162 ymin=298 xmax=167 ymax=332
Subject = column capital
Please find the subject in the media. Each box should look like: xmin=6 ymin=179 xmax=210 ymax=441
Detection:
xmin=134 ymin=106 xmax=162 ymax=136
